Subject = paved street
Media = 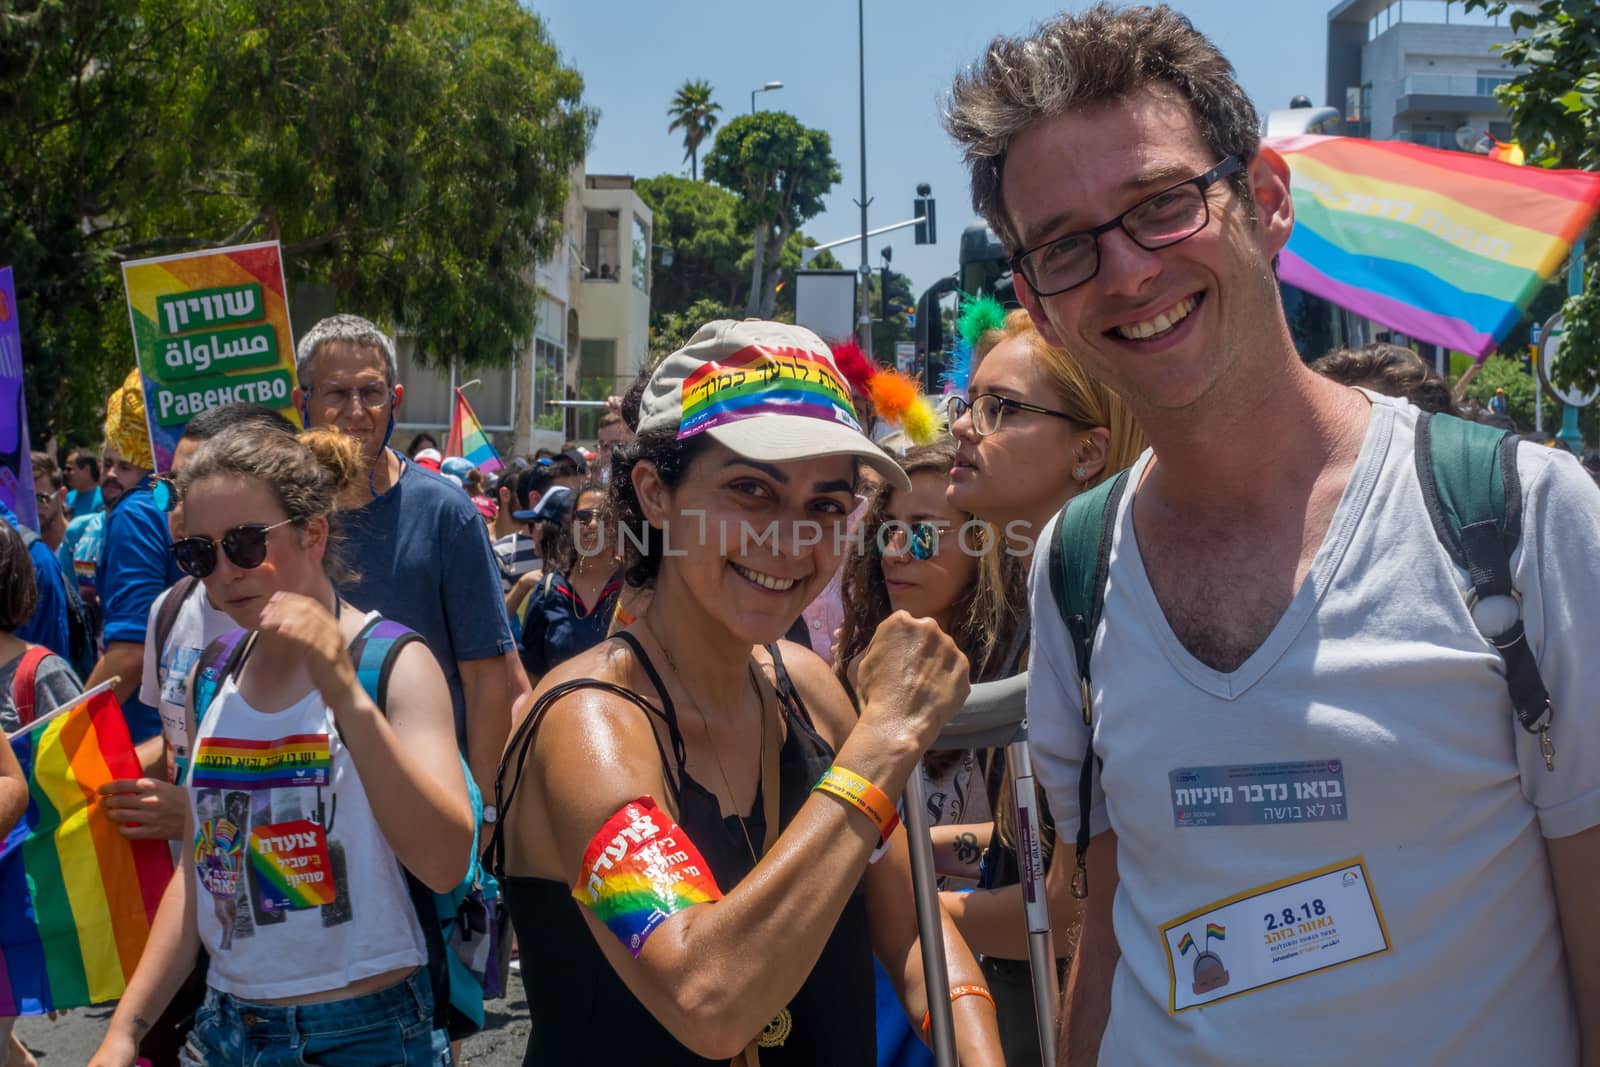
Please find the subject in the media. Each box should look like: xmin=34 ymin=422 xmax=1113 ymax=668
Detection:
xmin=13 ymin=972 xmax=532 ymax=1066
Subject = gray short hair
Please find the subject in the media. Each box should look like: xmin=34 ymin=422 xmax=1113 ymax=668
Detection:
xmin=943 ymin=3 xmax=1260 ymax=250
xmin=294 ymin=314 xmax=398 ymax=390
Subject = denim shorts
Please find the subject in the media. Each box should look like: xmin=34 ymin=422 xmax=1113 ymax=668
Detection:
xmin=180 ymin=969 xmax=451 ymax=1066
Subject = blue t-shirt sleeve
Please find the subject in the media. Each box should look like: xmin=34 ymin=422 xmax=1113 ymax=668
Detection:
xmin=99 ymin=496 xmax=180 ymax=646
xmin=17 ymin=541 xmax=71 ymax=660
xmin=442 ymin=504 xmax=517 ymax=662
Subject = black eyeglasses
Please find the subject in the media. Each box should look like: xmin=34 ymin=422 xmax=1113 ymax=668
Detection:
xmin=878 ymin=521 xmax=940 ymax=561
xmin=169 ymin=519 xmax=294 ymax=579
xmin=573 ymin=509 xmax=600 ymax=524
xmin=1010 ymin=156 xmax=1245 ymax=297
xmin=946 ymin=393 xmax=1083 ymax=437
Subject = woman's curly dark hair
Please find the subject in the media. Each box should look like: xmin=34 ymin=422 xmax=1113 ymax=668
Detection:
xmin=607 ymin=423 xmax=713 ymax=589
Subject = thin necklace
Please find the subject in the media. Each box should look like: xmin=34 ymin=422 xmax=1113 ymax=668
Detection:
xmin=645 ymin=617 xmax=763 ymax=865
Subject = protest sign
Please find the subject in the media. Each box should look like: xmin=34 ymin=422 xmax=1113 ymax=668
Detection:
xmin=120 ymin=241 xmax=301 ymax=470
xmin=0 ymin=267 xmax=39 ymax=530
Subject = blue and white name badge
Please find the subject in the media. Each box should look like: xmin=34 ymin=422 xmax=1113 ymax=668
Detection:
xmin=1158 ymin=858 xmax=1391 ymax=1013
xmin=1169 ymin=759 xmax=1348 ymax=827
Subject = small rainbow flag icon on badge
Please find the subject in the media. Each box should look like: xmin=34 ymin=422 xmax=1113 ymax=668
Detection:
xmin=1206 ymin=922 xmax=1227 ymax=942
xmin=1178 ymin=932 xmax=1196 ymax=956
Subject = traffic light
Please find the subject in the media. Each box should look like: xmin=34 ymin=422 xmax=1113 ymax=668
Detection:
xmin=914 ymin=183 xmax=937 ymax=245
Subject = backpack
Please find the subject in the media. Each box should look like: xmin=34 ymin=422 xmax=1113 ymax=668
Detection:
xmin=9 ymin=644 xmax=57 ymax=729
xmin=1047 ymin=411 xmax=1552 ymax=898
xmin=17 ymin=525 xmax=96 ymax=681
xmin=188 ymin=615 xmax=500 ymax=1040
xmin=151 ymin=575 xmax=202 ymax=676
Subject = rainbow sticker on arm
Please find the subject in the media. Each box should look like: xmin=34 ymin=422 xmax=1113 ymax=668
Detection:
xmin=677 ymin=343 xmax=861 ymax=440
xmin=571 ymin=796 xmax=724 ymax=958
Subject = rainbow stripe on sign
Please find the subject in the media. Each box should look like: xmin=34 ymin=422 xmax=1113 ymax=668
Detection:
xmin=572 ymin=796 xmax=722 ymax=958
xmin=1177 ymin=932 xmax=1196 ymax=956
xmin=0 ymin=687 xmax=174 ymax=1015
xmin=678 ymin=344 xmax=861 ymax=440
xmin=1269 ymin=134 xmax=1600 ymax=357
xmin=190 ymin=733 xmax=331 ymax=790
xmin=1206 ymin=922 xmax=1226 ymax=941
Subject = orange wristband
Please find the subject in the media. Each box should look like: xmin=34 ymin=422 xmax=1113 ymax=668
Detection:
xmin=813 ymin=765 xmax=900 ymax=842
xmin=921 ymin=984 xmax=996 ymax=1035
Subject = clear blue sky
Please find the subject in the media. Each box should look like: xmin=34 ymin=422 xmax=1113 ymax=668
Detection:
xmin=533 ymin=0 xmax=1331 ymax=299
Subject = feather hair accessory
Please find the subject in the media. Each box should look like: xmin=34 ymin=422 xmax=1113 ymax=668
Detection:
xmin=941 ymin=294 xmax=1008 ymax=396
xmin=829 ymin=339 xmax=941 ymax=446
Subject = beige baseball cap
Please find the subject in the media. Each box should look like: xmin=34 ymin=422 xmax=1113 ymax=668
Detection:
xmin=637 ymin=319 xmax=910 ymax=491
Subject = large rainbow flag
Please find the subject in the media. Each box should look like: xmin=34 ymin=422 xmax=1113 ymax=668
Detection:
xmin=446 ymin=387 xmax=503 ymax=473
xmin=1 ymin=684 xmax=174 ymax=1015
xmin=1269 ymin=135 xmax=1600 ymax=356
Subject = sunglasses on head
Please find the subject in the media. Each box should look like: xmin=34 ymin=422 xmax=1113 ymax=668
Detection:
xmin=879 ymin=521 xmax=940 ymax=561
xmin=169 ymin=518 xmax=294 ymax=579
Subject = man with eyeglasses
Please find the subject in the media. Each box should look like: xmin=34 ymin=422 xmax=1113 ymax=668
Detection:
xmin=946 ymin=7 xmax=1600 ymax=1066
xmin=293 ymin=314 xmax=524 ymax=803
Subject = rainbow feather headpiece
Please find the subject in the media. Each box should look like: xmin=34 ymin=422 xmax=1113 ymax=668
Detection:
xmin=829 ymin=339 xmax=940 ymax=446
xmin=941 ymin=294 xmax=1007 ymax=396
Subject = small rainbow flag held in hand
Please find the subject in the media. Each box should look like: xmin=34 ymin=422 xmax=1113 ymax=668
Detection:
xmin=1178 ymin=932 xmax=1196 ymax=956
xmin=1206 ymin=923 xmax=1226 ymax=942
xmin=1 ymin=683 xmax=174 ymax=1015
xmin=446 ymin=387 xmax=502 ymax=473
xmin=1269 ymin=134 xmax=1600 ymax=357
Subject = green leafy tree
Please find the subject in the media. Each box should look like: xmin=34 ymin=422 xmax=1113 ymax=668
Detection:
xmin=650 ymin=297 xmax=736 ymax=361
xmin=1 ymin=0 xmax=593 ymax=442
xmin=1465 ymin=0 xmax=1600 ymax=396
xmin=635 ymin=176 xmax=746 ymax=316
xmin=666 ymin=79 xmax=721 ymax=182
xmin=704 ymin=113 xmax=840 ymax=320
xmin=636 ymin=174 xmax=841 ymax=326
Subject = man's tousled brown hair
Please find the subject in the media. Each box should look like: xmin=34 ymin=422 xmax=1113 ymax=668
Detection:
xmin=943 ymin=3 xmax=1260 ymax=249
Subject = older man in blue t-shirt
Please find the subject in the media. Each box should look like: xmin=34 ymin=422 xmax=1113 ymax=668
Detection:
xmin=292 ymin=314 xmax=526 ymax=799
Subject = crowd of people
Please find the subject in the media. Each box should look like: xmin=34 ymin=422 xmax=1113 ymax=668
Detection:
xmin=3 ymin=5 xmax=1597 ymax=1067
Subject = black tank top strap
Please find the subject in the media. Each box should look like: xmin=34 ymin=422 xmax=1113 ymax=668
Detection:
xmin=764 ymin=642 xmax=818 ymax=733
xmin=487 ymin=653 xmax=684 ymax=880
xmin=610 ymin=630 xmax=691 ymax=769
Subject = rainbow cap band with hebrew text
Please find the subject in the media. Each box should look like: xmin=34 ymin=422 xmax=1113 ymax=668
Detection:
xmin=637 ymin=319 xmax=910 ymax=492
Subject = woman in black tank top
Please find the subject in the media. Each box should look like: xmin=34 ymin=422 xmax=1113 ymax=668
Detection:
xmin=489 ymin=321 xmax=1002 ymax=1066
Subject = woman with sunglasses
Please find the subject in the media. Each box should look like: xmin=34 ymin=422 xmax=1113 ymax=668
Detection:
xmin=492 ymin=320 xmax=1001 ymax=1065
xmin=832 ymin=439 xmax=1027 ymax=1067
xmin=89 ymin=425 xmax=473 ymax=1067
xmin=940 ymin=309 xmax=1145 ymax=1065
xmin=514 ymin=481 xmax=622 ymax=689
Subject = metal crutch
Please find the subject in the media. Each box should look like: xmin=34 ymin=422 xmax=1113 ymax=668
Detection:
xmin=904 ymin=671 xmax=1057 ymax=1066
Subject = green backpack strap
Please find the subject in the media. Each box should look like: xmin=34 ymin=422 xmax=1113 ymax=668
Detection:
xmin=1047 ymin=467 xmax=1131 ymax=898
xmin=1415 ymin=411 xmax=1553 ymax=769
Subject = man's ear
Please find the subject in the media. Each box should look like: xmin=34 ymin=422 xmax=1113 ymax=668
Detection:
xmin=390 ymin=383 xmax=404 ymax=415
xmin=1249 ymin=147 xmax=1294 ymax=258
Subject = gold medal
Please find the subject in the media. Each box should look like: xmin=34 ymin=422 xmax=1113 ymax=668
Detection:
xmin=757 ymin=1007 xmax=792 ymax=1048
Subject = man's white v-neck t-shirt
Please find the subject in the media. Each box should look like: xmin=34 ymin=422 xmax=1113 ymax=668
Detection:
xmin=1027 ymin=394 xmax=1600 ymax=1065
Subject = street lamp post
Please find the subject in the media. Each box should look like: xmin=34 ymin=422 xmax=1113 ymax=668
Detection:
xmin=750 ymin=80 xmax=783 ymax=114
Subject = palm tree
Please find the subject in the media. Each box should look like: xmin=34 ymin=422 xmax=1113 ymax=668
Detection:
xmin=667 ymin=80 xmax=721 ymax=181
